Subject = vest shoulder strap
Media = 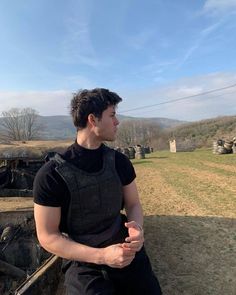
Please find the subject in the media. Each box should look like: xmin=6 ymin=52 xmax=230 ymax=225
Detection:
xmin=103 ymin=146 xmax=116 ymax=170
xmin=50 ymin=153 xmax=66 ymax=167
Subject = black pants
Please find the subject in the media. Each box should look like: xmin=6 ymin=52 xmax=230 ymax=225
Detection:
xmin=64 ymin=247 xmax=162 ymax=295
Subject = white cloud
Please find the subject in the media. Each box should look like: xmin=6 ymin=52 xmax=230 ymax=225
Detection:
xmin=0 ymin=90 xmax=72 ymax=116
xmin=61 ymin=18 xmax=100 ymax=67
xmin=56 ymin=1 xmax=104 ymax=68
xmin=201 ymin=19 xmax=223 ymax=35
xmin=1 ymin=73 xmax=236 ymax=121
xmin=119 ymin=72 xmax=236 ymax=121
xmin=176 ymin=19 xmax=223 ymax=69
xmin=176 ymin=43 xmax=200 ymax=69
xmin=64 ymin=75 xmax=96 ymax=90
xmin=203 ymin=0 xmax=236 ymax=14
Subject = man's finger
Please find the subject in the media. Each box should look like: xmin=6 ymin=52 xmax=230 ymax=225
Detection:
xmin=122 ymin=241 xmax=142 ymax=249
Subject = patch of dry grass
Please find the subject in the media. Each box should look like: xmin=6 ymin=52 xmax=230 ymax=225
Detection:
xmin=0 ymin=146 xmax=235 ymax=294
xmin=132 ymin=149 xmax=236 ymax=295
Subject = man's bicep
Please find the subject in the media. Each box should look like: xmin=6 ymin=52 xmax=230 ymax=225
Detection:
xmin=34 ymin=203 xmax=61 ymax=236
xmin=123 ymin=180 xmax=140 ymax=208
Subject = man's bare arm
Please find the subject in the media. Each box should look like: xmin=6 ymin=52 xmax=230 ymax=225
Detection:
xmin=123 ymin=180 xmax=143 ymax=228
xmin=122 ymin=180 xmax=144 ymax=252
xmin=34 ymin=203 xmax=135 ymax=268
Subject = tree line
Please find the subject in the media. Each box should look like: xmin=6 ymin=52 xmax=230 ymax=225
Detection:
xmin=1 ymin=107 xmax=235 ymax=150
xmin=112 ymin=119 xmax=172 ymax=150
xmin=167 ymin=115 xmax=236 ymax=148
xmin=0 ymin=108 xmax=165 ymax=148
xmin=0 ymin=108 xmax=42 ymax=141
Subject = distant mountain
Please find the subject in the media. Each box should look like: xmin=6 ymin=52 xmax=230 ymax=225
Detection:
xmin=1 ymin=114 xmax=235 ymax=146
xmin=37 ymin=115 xmax=186 ymax=139
xmin=38 ymin=115 xmax=76 ymax=139
xmin=118 ymin=115 xmax=186 ymax=129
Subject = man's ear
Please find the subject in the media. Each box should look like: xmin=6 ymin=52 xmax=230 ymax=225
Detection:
xmin=87 ymin=114 xmax=97 ymax=127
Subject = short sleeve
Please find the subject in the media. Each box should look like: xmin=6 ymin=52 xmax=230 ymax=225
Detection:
xmin=33 ymin=161 xmax=67 ymax=207
xmin=115 ymin=151 xmax=136 ymax=185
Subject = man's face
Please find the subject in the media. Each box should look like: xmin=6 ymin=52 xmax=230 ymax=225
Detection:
xmin=94 ymin=105 xmax=119 ymax=141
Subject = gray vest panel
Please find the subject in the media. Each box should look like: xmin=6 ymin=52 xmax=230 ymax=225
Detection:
xmin=53 ymin=147 xmax=124 ymax=246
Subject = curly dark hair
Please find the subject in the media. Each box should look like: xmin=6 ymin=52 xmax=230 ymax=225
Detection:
xmin=70 ymin=88 xmax=122 ymax=129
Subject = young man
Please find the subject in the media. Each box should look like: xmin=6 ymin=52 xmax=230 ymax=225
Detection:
xmin=34 ymin=88 xmax=162 ymax=295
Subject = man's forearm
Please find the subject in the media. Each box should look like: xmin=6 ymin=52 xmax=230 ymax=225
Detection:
xmin=125 ymin=202 xmax=143 ymax=228
xmin=38 ymin=232 xmax=104 ymax=264
xmin=123 ymin=202 xmax=144 ymax=252
xmin=38 ymin=231 xmax=136 ymax=268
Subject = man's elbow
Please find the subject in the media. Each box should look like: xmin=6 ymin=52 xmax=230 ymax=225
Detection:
xmin=36 ymin=232 xmax=50 ymax=251
xmin=36 ymin=231 xmax=59 ymax=254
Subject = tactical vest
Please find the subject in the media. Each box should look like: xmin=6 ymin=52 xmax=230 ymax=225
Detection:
xmin=53 ymin=147 xmax=124 ymax=247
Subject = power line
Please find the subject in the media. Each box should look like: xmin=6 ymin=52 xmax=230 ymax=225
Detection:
xmin=119 ymin=83 xmax=236 ymax=114
xmin=126 ymin=88 xmax=236 ymax=117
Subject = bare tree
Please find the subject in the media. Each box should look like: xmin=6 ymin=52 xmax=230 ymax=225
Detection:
xmin=116 ymin=120 xmax=134 ymax=146
xmin=0 ymin=107 xmax=41 ymax=141
xmin=115 ymin=119 xmax=161 ymax=148
xmin=132 ymin=120 xmax=161 ymax=147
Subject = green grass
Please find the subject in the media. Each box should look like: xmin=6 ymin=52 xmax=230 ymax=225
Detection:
xmin=132 ymin=149 xmax=236 ymax=217
xmin=132 ymin=149 xmax=236 ymax=294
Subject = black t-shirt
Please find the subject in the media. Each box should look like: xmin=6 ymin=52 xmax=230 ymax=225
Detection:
xmin=33 ymin=142 xmax=136 ymax=232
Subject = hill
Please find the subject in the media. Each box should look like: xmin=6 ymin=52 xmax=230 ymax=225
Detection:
xmin=118 ymin=115 xmax=186 ymax=129
xmin=1 ymin=114 xmax=235 ymax=146
xmin=167 ymin=115 xmax=236 ymax=147
xmin=36 ymin=115 xmax=185 ymax=139
xmin=38 ymin=115 xmax=76 ymax=139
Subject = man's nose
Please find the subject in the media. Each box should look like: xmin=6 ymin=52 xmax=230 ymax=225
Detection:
xmin=115 ymin=117 xmax=119 ymax=125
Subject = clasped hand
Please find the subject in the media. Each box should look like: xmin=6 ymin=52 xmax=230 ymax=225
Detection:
xmin=122 ymin=221 xmax=144 ymax=252
xmin=103 ymin=221 xmax=144 ymax=268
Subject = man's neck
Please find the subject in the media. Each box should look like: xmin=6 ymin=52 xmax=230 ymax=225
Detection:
xmin=76 ymin=131 xmax=102 ymax=150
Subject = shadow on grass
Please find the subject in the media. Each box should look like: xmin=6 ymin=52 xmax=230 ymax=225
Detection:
xmin=145 ymin=156 xmax=169 ymax=160
xmin=1 ymin=211 xmax=235 ymax=295
xmin=144 ymin=215 xmax=236 ymax=295
xmin=132 ymin=160 xmax=153 ymax=165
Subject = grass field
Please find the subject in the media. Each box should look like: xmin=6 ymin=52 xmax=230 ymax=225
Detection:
xmin=133 ymin=149 xmax=236 ymax=295
xmin=0 ymin=146 xmax=235 ymax=294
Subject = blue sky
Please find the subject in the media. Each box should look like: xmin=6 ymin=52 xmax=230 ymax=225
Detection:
xmin=0 ymin=0 xmax=236 ymax=121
